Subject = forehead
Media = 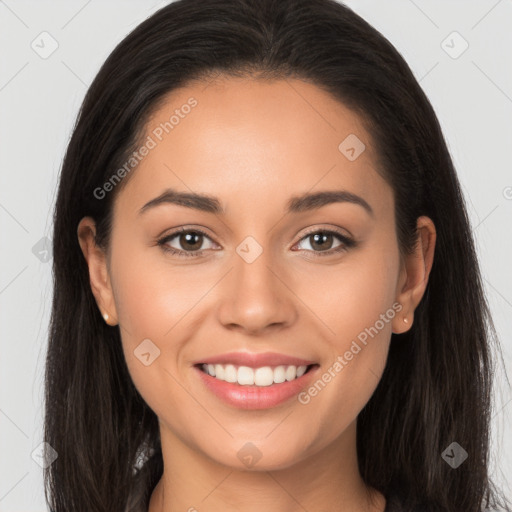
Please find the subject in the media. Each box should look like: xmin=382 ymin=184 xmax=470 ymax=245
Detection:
xmin=115 ymin=76 xmax=392 ymax=220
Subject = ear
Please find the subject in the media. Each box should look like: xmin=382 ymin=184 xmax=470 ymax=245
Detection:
xmin=392 ymin=215 xmax=436 ymax=334
xmin=77 ymin=216 xmax=118 ymax=325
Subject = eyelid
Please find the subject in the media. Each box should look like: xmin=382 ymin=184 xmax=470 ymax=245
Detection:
xmin=294 ymin=224 xmax=354 ymax=245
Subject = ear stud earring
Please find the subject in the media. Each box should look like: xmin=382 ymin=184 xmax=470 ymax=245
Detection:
xmin=103 ymin=312 xmax=109 ymax=322
xmin=403 ymin=317 xmax=409 ymax=324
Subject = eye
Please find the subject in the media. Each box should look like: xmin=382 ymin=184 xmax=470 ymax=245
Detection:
xmin=157 ymin=226 xmax=357 ymax=259
xmin=293 ymin=229 xmax=356 ymax=257
xmin=157 ymin=227 xmax=217 ymax=258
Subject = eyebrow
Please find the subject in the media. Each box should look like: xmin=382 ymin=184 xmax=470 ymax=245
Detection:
xmin=138 ymin=187 xmax=374 ymax=218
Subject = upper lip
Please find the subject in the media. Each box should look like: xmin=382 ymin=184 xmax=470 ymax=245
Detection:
xmin=194 ymin=351 xmax=317 ymax=368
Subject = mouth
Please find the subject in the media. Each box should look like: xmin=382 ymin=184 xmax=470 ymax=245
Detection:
xmin=194 ymin=362 xmax=320 ymax=387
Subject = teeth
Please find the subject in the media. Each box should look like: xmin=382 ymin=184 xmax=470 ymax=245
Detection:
xmin=296 ymin=365 xmax=307 ymax=378
xmin=224 ymin=364 xmax=237 ymax=383
xmin=201 ymin=363 xmax=309 ymax=386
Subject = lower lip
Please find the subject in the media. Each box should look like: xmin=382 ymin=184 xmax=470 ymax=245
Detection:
xmin=194 ymin=365 xmax=319 ymax=410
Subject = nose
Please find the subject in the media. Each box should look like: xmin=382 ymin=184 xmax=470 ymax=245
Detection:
xmin=216 ymin=243 xmax=298 ymax=336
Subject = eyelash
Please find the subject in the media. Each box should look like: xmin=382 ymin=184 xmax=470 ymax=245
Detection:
xmin=157 ymin=226 xmax=357 ymax=259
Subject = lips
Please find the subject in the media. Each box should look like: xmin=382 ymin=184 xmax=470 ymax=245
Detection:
xmin=193 ymin=351 xmax=317 ymax=368
xmin=194 ymin=362 xmax=321 ymax=409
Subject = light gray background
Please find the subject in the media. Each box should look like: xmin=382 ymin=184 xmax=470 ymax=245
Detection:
xmin=1 ymin=0 xmax=511 ymax=510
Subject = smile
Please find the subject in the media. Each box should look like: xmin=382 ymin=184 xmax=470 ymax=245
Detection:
xmin=194 ymin=363 xmax=320 ymax=410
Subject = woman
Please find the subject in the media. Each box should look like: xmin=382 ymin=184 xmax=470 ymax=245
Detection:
xmin=43 ymin=0 xmax=511 ymax=511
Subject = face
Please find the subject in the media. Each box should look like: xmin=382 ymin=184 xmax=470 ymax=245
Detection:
xmin=79 ymin=76 xmax=434 ymax=472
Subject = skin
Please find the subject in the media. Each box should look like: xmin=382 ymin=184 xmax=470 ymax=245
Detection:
xmin=78 ymin=76 xmax=436 ymax=512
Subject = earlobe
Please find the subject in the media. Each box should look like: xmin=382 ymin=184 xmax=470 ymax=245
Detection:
xmin=77 ymin=216 xmax=118 ymax=325
xmin=391 ymin=311 xmax=411 ymax=334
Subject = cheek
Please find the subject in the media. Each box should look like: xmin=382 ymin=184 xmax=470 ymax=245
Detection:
xmin=296 ymin=242 xmax=399 ymax=427
xmin=108 ymin=235 xmax=217 ymax=409
xmin=110 ymin=233 xmax=206 ymax=339
xmin=110 ymin=255 xmax=191 ymax=426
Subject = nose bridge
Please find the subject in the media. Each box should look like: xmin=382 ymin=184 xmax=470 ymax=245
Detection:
xmin=234 ymin=233 xmax=276 ymax=292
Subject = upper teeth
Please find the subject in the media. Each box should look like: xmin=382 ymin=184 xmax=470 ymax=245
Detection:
xmin=201 ymin=363 xmax=308 ymax=386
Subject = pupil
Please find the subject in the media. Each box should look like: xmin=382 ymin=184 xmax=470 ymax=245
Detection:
xmin=182 ymin=232 xmax=202 ymax=250
xmin=311 ymin=232 xmax=333 ymax=251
